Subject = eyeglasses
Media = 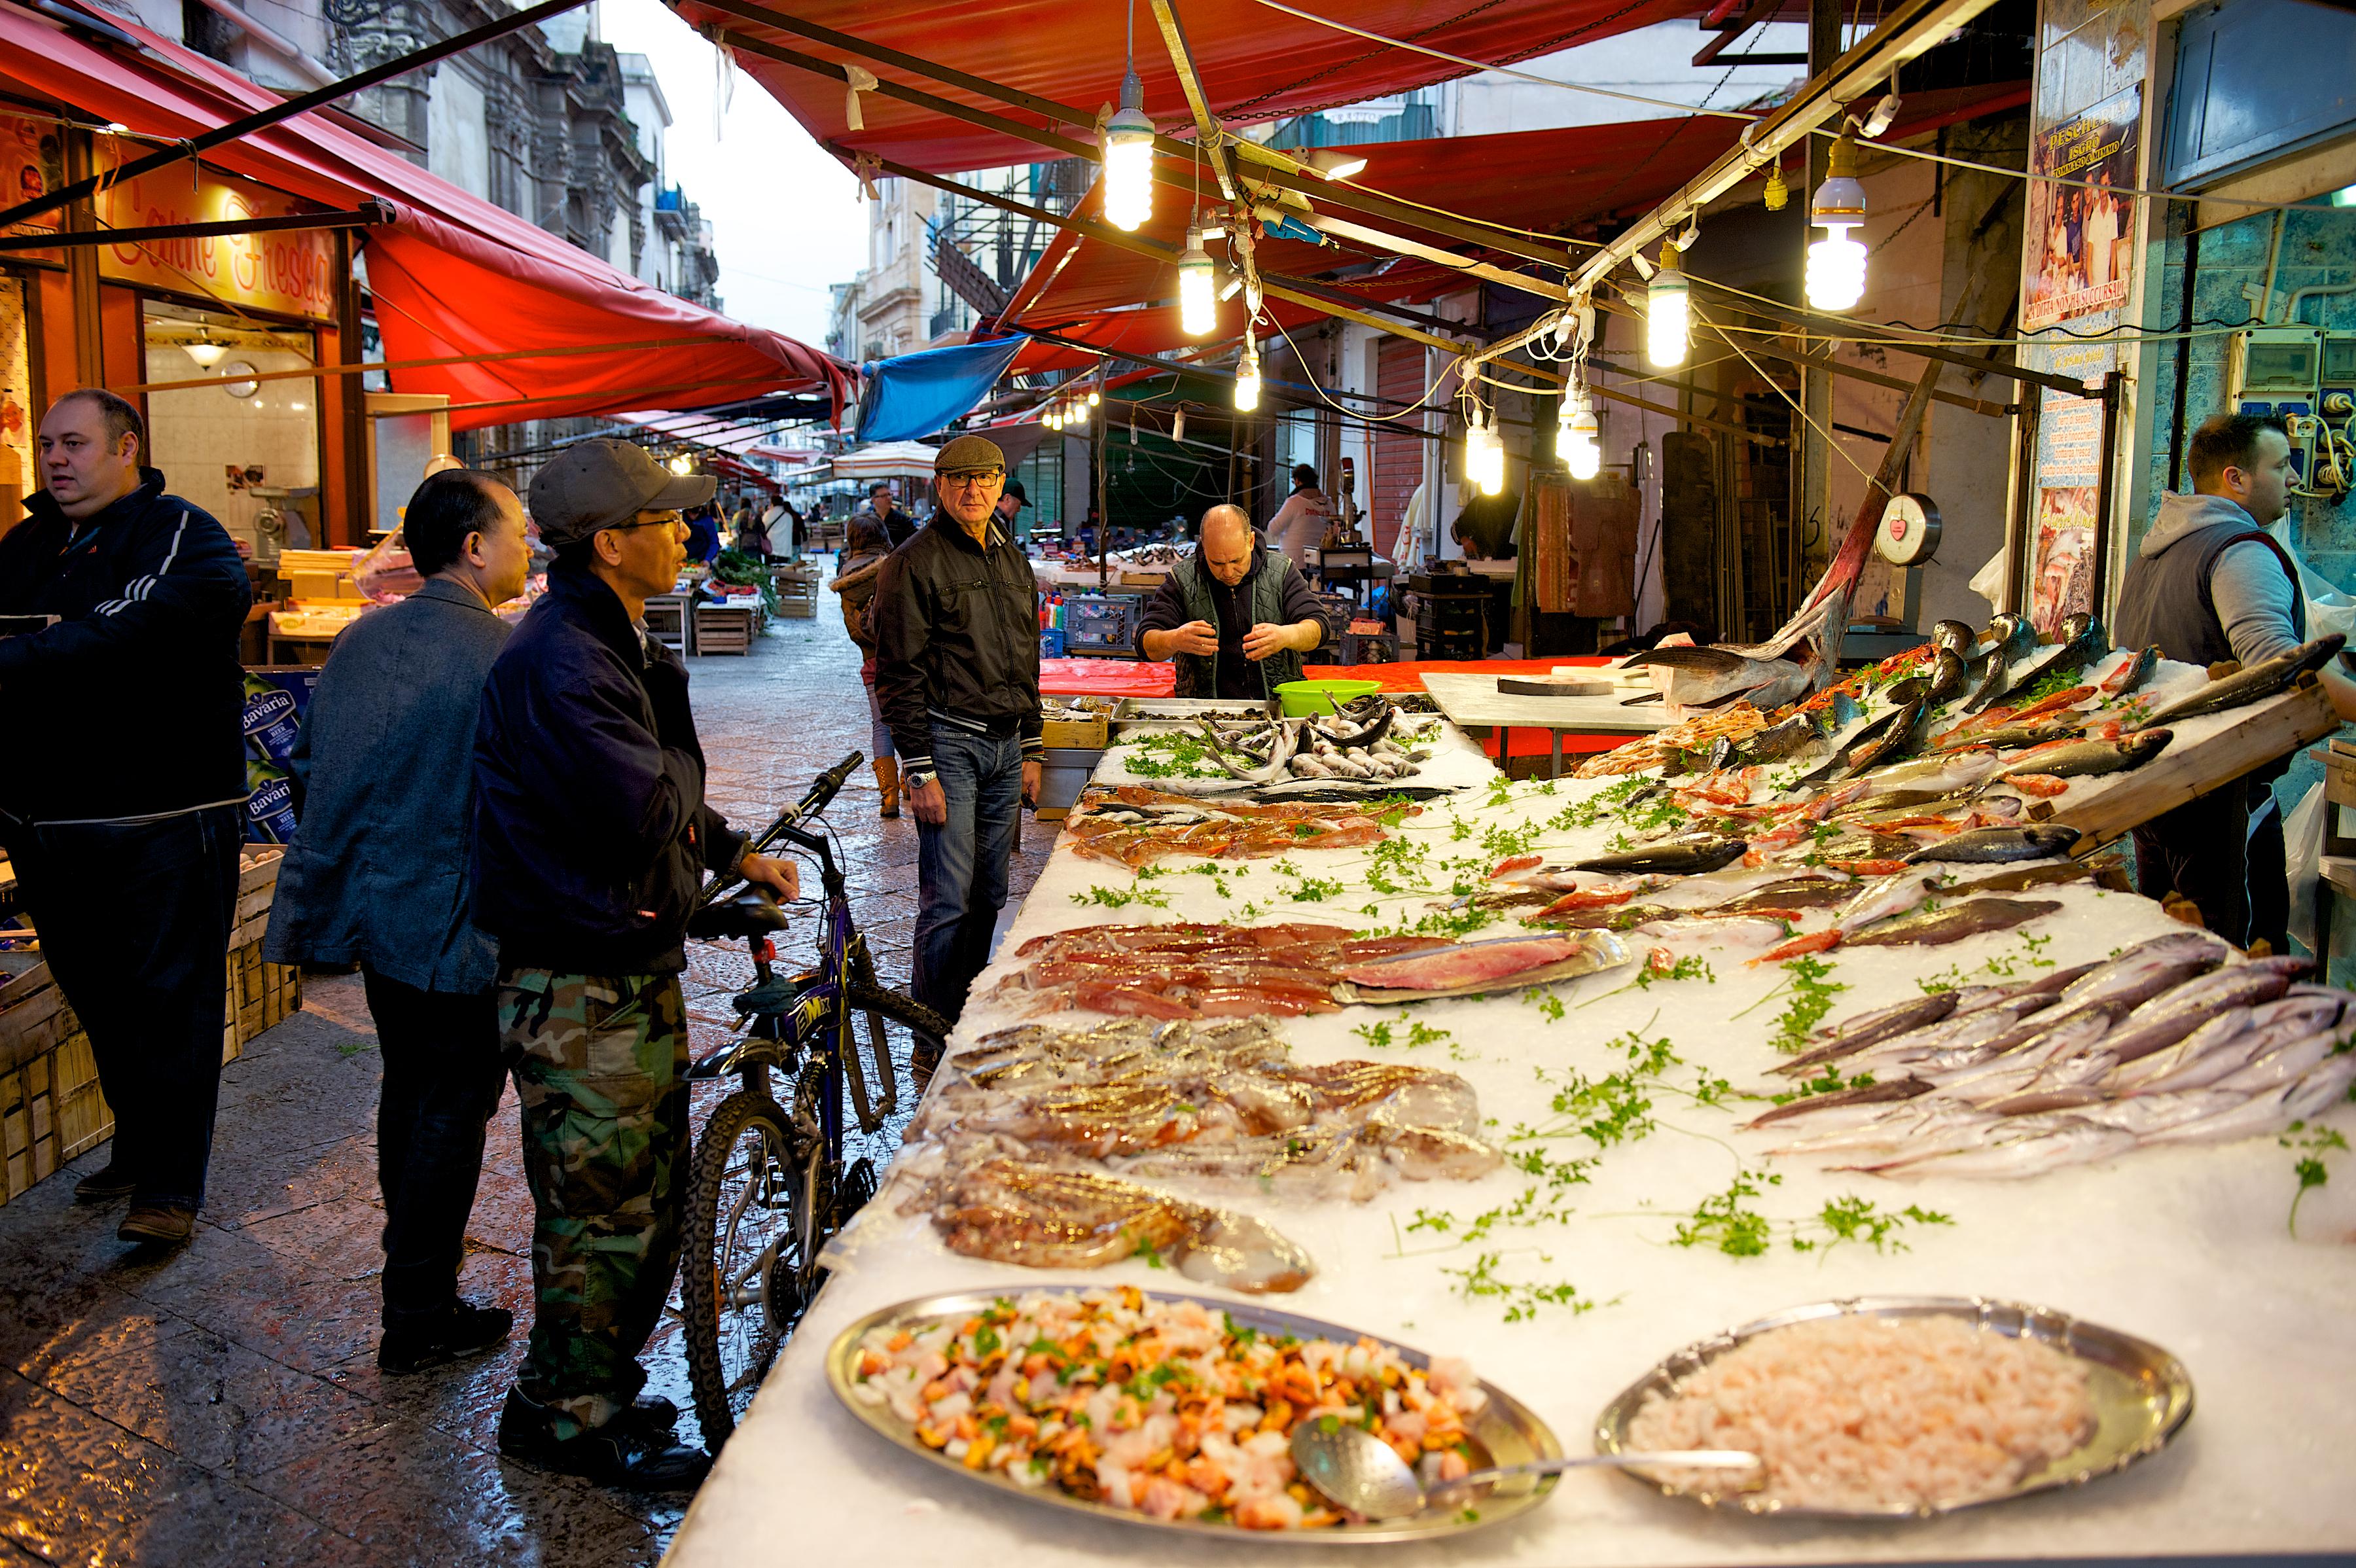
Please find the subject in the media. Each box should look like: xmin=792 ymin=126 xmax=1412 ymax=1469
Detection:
xmin=602 ymin=511 xmax=683 ymax=535
xmin=940 ymin=469 xmax=1005 ymax=489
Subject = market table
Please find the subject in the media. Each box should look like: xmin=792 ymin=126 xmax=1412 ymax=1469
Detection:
xmin=670 ymin=660 xmax=2356 ymax=1568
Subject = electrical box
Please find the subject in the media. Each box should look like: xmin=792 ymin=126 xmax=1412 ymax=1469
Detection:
xmin=2228 ymin=327 xmax=2349 ymax=491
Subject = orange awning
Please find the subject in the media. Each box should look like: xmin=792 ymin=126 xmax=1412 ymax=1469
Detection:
xmin=0 ymin=1 xmax=852 ymax=429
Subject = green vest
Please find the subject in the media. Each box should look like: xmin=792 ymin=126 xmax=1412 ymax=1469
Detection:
xmin=1169 ymin=550 xmax=1309 ymax=700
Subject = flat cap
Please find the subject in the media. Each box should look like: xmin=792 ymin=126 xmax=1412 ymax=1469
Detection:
xmin=933 ymin=434 xmax=1006 ymax=474
xmin=528 ymin=438 xmax=715 ymax=546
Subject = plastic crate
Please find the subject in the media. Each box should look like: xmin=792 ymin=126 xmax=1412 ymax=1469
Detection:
xmin=1040 ymin=627 xmax=1067 ymax=658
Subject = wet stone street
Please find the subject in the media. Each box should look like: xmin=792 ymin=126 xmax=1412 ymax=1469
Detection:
xmin=0 ymin=603 xmax=1051 ymax=1565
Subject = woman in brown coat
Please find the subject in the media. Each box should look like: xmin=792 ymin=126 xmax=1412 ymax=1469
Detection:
xmin=830 ymin=513 xmax=902 ymax=815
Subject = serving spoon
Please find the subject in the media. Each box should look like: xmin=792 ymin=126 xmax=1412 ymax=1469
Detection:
xmin=1289 ymin=1421 xmax=1760 ymax=1521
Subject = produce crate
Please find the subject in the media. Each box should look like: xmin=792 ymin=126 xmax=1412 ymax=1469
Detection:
xmin=1039 ymin=714 xmax=1110 ymax=750
xmin=694 ymin=604 xmax=759 ymax=655
xmin=0 ymin=849 xmax=299 ymax=1209
xmin=772 ymin=565 xmax=817 ymax=619
xmin=644 ymin=594 xmax=692 ymax=654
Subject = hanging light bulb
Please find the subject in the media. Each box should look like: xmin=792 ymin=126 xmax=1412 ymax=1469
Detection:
xmin=1234 ymin=336 xmax=1261 ymax=412
xmin=1465 ymin=406 xmax=1505 ymax=498
xmin=668 ymin=453 xmax=695 ymax=476
xmin=1559 ymin=389 xmax=1601 ymax=481
xmin=1762 ymin=158 xmax=1789 ymax=212
xmin=1087 ymin=389 xmax=1101 ymax=407
xmin=1806 ymin=134 xmax=1868 ymax=312
xmin=1100 ymin=2 xmax=1155 ymax=232
xmin=1172 ymin=408 xmax=1186 ymax=444
xmin=185 ymin=330 xmax=228 ymax=370
xmin=1177 ymin=228 xmax=1216 ymax=336
xmin=1646 ymin=243 xmax=1688 ymax=368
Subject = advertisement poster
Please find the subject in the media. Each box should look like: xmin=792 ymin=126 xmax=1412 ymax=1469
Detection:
xmin=2030 ymin=485 xmax=2100 ymax=635
xmin=2023 ymin=86 xmax=2142 ymax=332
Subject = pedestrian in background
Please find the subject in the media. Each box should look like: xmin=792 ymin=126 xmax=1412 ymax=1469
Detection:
xmin=854 ymin=481 xmax=916 ymax=549
xmin=263 ymin=468 xmax=531 ymax=1372
xmin=872 ymin=436 xmax=1042 ymax=1027
xmin=683 ymin=503 xmax=721 ymax=565
xmin=0 ymin=389 xmax=251 ymax=1247
xmin=830 ymin=510 xmax=903 ymax=817
xmin=1265 ymin=464 xmax=1331 ymax=569
xmin=472 ymin=438 xmax=799 ymax=1489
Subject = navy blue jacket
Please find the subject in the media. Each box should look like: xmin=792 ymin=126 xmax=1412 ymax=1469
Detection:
xmin=0 ymin=469 xmax=251 ymax=826
xmin=470 ymin=567 xmax=746 ymax=976
xmin=264 ymin=579 xmax=513 ymax=992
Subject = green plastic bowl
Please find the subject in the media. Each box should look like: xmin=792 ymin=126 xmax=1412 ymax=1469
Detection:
xmin=1274 ymin=679 xmax=1383 ymax=717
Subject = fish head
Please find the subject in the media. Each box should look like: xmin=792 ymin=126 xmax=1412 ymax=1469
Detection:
xmin=2056 ymin=611 xmax=2094 ymax=645
xmin=2122 ymin=727 xmax=2173 ymax=760
xmin=1926 ymin=648 xmax=1969 ymax=703
xmin=1884 ymin=675 xmax=1932 ymax=707
xmin=1931 ymin=619 xmax=1976 ymax=656
xmin=2022 ymin=825 xmax=2083 ymax=855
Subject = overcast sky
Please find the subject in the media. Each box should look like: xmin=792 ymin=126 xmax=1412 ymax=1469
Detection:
xmin=598 ymin=0 xmax=868 ymax=349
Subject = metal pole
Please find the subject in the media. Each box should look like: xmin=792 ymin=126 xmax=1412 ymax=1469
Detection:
xmin=0 ymin=201 xmax=396 ymax=253
xmin=0 ymin=0 xmax=598 ymax=235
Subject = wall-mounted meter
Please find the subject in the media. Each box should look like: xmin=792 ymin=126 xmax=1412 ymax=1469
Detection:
xmin=2229 ymin=326 xmax=2354 ymax=496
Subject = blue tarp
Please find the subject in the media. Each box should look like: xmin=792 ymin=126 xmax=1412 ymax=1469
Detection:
xmin=854 ymin=334 xmax=1028 ymax=443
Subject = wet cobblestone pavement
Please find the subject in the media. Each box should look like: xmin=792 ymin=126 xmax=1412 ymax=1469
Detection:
xmin=0 ymin=604 xmax=1051 ymax=1565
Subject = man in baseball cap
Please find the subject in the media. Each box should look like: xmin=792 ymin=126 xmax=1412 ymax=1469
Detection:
xmin=993 ymin=477 xmax=1031 ymax=538
xmin=473 ymin=438 xmax=798 ymax=1488
xmin=872 ymin=435 xmax=1043 ymax=1032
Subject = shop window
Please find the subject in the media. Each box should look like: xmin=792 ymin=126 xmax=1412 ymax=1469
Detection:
xmin=142 ymin=301 xmax=321 ymax=560
xmin=2164 ymin=0 xmax=2356 ymax=188
xmin=1 ymin=273 xmax=31 ymax=522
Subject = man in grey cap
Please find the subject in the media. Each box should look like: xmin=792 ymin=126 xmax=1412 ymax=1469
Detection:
xmin=472 ymin=437 xmax=798 ymax=1489
xmin=993 ymin=476 xmax=1031 ymax=541
xmin=872 ymin=435 xmax=1043 ymax=1027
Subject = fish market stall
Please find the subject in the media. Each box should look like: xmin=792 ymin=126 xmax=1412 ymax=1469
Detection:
xmin=1092 ymin=699 xmax=1498 ymax=798
xmin=671 ymin=626 xmax=2356 ymax=1567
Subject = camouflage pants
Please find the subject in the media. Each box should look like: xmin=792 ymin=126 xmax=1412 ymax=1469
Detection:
xmin=500 ymin=968 xmax=688 ymax=1442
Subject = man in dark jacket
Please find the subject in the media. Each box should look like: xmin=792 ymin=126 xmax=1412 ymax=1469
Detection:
xmin=854 ymin=481 xmax=916 ymax=549
xmin=2117 ymin=412 xmax=2356 ymax=948
xmin=1138 ymin=504 xmax=1330 ymax=699
xmin=263 ymin=469 xmax=531 ymax=1372
xmin=0 ymin=390 xmax=251 ymax=1247
xmin=872 ymin=436 xmax=1041 ymax=1024
xmin=473 ymin=438 xmax=797 ymax=1488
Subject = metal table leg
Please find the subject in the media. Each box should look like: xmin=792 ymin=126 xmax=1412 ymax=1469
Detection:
xmin=1550 ymin=729 xmax=1563 ymax=779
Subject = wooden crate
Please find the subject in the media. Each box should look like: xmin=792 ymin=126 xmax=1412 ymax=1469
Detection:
xmin=694 ymin=604 xmax=759 ymax=654
xmin=771 ymin=566 xmax=818 ymax=619
xmin=1039 ymin=715 xmax=1110 ymax=750
xmin=644 ymin=594 xmax=692 ymax=655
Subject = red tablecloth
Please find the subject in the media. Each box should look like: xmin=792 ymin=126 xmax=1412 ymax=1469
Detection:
xmin=1042 ymin=654 xmax=1633 ymax=762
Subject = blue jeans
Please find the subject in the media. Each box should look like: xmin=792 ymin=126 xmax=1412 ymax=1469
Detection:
xmin=913 ymin=726 xmax=1023 ymax=1024
xmin=860 ymin=668 xmax=893 ymax=760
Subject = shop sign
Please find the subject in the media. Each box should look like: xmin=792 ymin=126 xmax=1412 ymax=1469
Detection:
xmin=2023 ymin=86 xmax=2143 ymax=333
xmin=2 ymin=113 xmax=337 ymax=322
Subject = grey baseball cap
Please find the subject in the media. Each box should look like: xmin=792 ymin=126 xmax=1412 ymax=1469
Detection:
xmin=529 ymin=438 xmax=715 ymax=546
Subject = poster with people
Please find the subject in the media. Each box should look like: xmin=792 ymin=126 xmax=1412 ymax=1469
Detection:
xmin=2023 ymin=86 xmax=2142 ymax=331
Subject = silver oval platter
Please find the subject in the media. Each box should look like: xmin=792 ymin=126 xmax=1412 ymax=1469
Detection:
xmin=827 ymin=1286 xmax=1563 ymax=1543
xmin=1592 ymin=1294 xmax=2194 ymax=1520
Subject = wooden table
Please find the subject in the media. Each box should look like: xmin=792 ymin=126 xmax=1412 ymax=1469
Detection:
xmin=1419 ymin=669 xmax=1672 ymax=777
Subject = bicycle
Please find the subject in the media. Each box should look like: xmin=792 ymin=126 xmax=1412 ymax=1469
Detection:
xmin=677 ymin=749 xmax=950 ymax=1452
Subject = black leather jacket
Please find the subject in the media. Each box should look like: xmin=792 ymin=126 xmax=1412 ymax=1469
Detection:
xmin=870 ymin=513 xmax=1042 ymax=781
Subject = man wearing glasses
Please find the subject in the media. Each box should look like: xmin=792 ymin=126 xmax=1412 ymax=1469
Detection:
xmin=872 ymin=436 xmax=1043 ymax=1027
xmin=472 ymin=438 xmax=797 ymax=1488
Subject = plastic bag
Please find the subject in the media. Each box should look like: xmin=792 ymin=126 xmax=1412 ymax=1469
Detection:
xmin=2286 ymin=779 xmax=2325 ymax=957
xmin=2268 ymin=519 xmax=2356 ymax=641
xmin=352 ymin=529 xmax=422 ymax=602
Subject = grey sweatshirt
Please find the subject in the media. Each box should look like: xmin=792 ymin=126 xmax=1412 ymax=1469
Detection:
xmin=2140 ymin=492 xmax=2304 ymax=665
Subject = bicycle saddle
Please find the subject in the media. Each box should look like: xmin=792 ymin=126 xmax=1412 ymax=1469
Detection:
xmin=687 ymin=889 xmax=791 ymax=942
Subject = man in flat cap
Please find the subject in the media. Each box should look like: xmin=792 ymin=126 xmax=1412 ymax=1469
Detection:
xmin=872 ymin=435 xmax=1043 ymax=1030
xmin=473 ymin=438 xmax=798 ymax=1489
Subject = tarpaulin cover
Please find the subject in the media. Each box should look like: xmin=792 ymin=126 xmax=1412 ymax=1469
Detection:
xmin=0 ymin=3 xmax=852 ymax=429
xmin=854 ymin=333 xmax=1028 ymax=440
xmin=681 ymin=0 xmax=1707 ymax=175
xmin=1004 ymin=84 xmax=2028 ymax=368
xmin=1039 ymin=658 xmax=1176 ymax=698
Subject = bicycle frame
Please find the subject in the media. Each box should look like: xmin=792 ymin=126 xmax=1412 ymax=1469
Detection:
xmin=686 ymin=820 xmax=869 ymax=1156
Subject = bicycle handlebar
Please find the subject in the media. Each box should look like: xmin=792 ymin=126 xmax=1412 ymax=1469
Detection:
xmin=697 ymin=751 xmax=864 ymax=910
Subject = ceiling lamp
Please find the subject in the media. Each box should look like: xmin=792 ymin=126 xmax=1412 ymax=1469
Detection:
xmin=184 ymin=331 xmax=228 ymax=369
xmin=1234 ymin=336 xmax=1261 ymax=412
xmin=1806 ymin=134 xmax=1869 ymax=312
xmin=1177 ymin=228 xmax=1216 ymax=336
xmin=1560 ymin=389 xmax=1601 ymax=482
xmin=1465 ymin=406 xmax=1505 ymax=497
xmin=1100 ymin=1 xmax=1155 ymax=232
xmin=1304 ymin=148 xmax=1367 ymax=181
xmin=1645 ymin=243 xmax=1688 ymax=368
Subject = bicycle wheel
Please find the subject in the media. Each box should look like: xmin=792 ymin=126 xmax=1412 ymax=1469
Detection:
xmin=681 ymin=1090 xmax=814 ymax=1452
xmin=843 ymin=982 xmax=950 ymax=1128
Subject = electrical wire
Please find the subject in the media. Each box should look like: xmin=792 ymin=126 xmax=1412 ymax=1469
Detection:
xmin=1264 ymin=312 xmax=1461 ymax=424
xmin=1692 ymin=299 xmax=1880 ymax=487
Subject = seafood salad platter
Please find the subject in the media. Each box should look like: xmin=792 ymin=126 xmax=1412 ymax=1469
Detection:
xmin=671 ymin=624 xmax=2356 ymax=1567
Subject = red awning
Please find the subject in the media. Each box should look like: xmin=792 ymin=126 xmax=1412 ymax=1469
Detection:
xmin=0 ymin=3 xmax=853 ymax=429
xmin=1004 ymin=84 xmax=2028 ymax=366
xmin=682 ymin=0 xmax=1707 ymax=175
